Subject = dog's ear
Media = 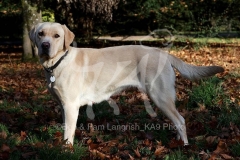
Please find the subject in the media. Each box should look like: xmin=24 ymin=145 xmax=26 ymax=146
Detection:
xmin=62 ymin=25 xmax=75 ymax=50
xmin=29 ymin=23 xmax=43 ymax=45
xmin=29 ymin=25 xmax=37 ymax=45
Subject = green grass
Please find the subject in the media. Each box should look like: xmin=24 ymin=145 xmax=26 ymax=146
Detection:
xmin=175 ymin=36 xmax=240 ymax=44
xmin=218 ymin=104 xmax=240 ymax=127
xmin=187 ymin=76 xmax=240 ymax=128
xmin=0 ymin=123 xmax=9 ymax=136
xmin=37 ymin=144 xmax=87 ymax=160
xmin=187 ymin=77 xmax=227 ymax=109
xmin=173 ymin=37 xmax=240 ymax=50
xmin=230 ymin=142 xmax=240 ymax=157
xmin=164 ymin=149 xmax=200 ymax=160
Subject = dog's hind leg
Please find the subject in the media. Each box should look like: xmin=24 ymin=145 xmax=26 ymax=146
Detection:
xmin=148 ymin=88 xmax=188 ymax=145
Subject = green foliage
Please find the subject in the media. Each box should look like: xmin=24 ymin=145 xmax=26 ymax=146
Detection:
xmin=188 ymin=77 xmax=226 ymax=108
xmin=164 ymin=149 xmax=201 ymax=160
xmin=164 ymin=149 xmax=188 ymax=160
xmin=0 ymin=0 xmax=21 ymax=11
xmin=1 ymin=0 xmax=240 ymax=39
xmin=230 ymin=142 xmax=240 ymax=157
xmin=108 ymin=0 xmax=240 ymax=36
xmin=0 ymin=123 xmax=9 ymax=135
xmin=218 ymin=105 xmax=240 ymax=127
xmin=42 ymin=10 xmax=55 ymax=22
xmin=139 ymin=146 xmax=152 ymax=156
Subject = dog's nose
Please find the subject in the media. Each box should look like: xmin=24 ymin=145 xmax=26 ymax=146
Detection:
xmin=41 ymin=42 xmax=50 ymax=49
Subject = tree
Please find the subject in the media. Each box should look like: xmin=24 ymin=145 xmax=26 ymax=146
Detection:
xmin=22 ymin=0 xmax=42 ymax=60
xmin=47 ymin=0 xmax=121 ymax=38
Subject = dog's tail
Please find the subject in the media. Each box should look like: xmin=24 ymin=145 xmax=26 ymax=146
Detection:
xmin=168 ymin=54 xmax=224 ymax=80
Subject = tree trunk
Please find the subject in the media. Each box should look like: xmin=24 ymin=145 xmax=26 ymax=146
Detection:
xmin=22 ymin=0 xmax=42 ymax=60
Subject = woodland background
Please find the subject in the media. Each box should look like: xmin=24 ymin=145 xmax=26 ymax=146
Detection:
xmin=0 ymin=0 xmax=240 ymax=58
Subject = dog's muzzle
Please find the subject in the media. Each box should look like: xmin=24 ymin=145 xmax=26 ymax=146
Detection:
xmin=41 ymin=42 xmax=50 ymax=50
xmin=41 ymin=42 xmax=50 ymax=56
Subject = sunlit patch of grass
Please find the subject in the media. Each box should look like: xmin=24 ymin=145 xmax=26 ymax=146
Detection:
xmin=192 ymin=37 xmax=240 ymax=44
xmin=175 ymin=37 xmax=240 ymax=44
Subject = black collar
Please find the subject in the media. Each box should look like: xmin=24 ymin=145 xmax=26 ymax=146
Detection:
xmin=44 ymin=50 xmax=69 ymax=73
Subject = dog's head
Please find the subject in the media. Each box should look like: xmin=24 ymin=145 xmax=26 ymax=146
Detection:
xmin=29 ymin=22 xmax=75 ymax=59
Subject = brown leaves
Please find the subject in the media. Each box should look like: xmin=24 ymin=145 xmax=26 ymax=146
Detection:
xmin=0 ymin=59 xmax=46 ymax=105
xmin=208 ymin=140 xmax=233 ymax=160
xmin=168 ymin=138 xmax=184 ymax=149
xmin=0 ymin=45 xmax=240 ymax=159
xmin=0 ymin=131 xmax=7 ymax=139
xmin=155 ymin=141 xmax=168 ymax=157
xmin=20 ymin=131 xmax=27 ymax=141
xmin=86 ymin=134 xmax=170 ymax=159
xmin=155 ymin=146 xmax=167 ymax=156
xmin=0 ymin=144 xmax=10 ymax=159
xmin=88 ymin=138 xmax=118 ymax=159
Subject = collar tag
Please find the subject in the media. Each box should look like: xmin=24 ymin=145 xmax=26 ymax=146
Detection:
xmin=50 ymin=75 xmax=56 ymax=83
xmin=43 ymin=50 xmax=69 ymax=84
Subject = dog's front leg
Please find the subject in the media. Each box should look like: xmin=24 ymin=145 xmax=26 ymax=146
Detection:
xmin=63 ymin=104 xmax=79 ymax=144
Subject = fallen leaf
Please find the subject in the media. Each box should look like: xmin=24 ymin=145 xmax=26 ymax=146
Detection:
xmin=196 ymin=103 xmax=206 ymax=112
xmin=1 ymin=144 xmax=10 ymax=152
xmin=21 ymin=151 xmax=37 ymax=159
xmin=154 ymin=146 xmax=167 ymax=156
xmin=156 ymin=140 xmax=162 ymax=146
xmin=199 ymin=150 xmax=209 ymax=160
xmin=34 ymin=142 xmax=44 ymax=148
xmin=220 ymin=153 xmax=233 ymax=160
xmin=118 ymin=143 xmax=128 ymax=150
xmin=0 ymin=131 xmax=7 ymax=139
xmin=54 ymin=131 xmax=63 ymax=138
xmin=134 ymin=147 xmax=141 ymax=158
xmin=87 ymin=138 xmax=92 ymax=144
xmin=88 ymin=142 xmax=99 ymax=150
xmin=206 ymin=136 xmax=218 ymax=144
xmin=20 ymin=131 xmax=27 ymax=141
xmin=53 ymin=138 xmax=62 ymax=146
xmin=143 ymin=139 xmax=151 ymax=146
xmin=213 ymin=140 xmax=229 ymax=154
xmin=90 ymin=149 xmax=110 ymax=160
xmin=168 ymin=138 xmax=184 ymax=148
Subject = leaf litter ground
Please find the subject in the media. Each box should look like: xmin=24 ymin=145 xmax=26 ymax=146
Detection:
xmin=0 ymin=45 xmax=239 ymax=159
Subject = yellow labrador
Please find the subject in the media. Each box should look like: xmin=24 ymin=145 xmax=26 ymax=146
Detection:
xmin=29 ymin=22 xmax=224 ymax=145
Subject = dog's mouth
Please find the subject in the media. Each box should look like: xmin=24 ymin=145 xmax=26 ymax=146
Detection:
xmin=39 ymin=50 xmax=50 ymax=59
xmin=40 ymin=42 xmax=51 ymax=57
xmin=39 ymin=42 xmax=51 ymax=59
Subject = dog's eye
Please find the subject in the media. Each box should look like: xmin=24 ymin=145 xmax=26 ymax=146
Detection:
xmin=38 ymin=31 xmax=44 ymax=36
xmin=54 ymin=34 xmax=60 ymax=38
